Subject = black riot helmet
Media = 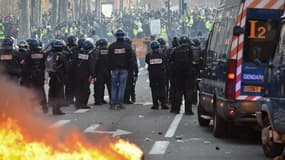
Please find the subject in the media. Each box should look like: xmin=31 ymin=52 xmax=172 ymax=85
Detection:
xmin=2 ymin=36 xmax=15 ymax=49
xmin=179 ymin=36 xmax=190 ymax=46
xmin=51 ymin=39 xmax=65 ymax=51
xmin=172 ymin=37 xmax=179 ymax=47
xmin=83 ymin=40 xmax=94 ymax=51
xmin=26 ymin=38 xmax=42 ymax=51
xmin=190 ymin=39 xmax=201 ymax=47
xmin=78 ymin=38 xmax=85 ymax=49
xmin=115 ymin=29 xmax=125 ymax=40
xmin=157 ymin=38 xmax=166 ymax=46
xmin=150 ymin=41 xmax=160 ymax=50
xmin=66 ymin=35 xmax=77 ymax=46
xmin=96 ymin=39 xmax=108 ymax=49
xmin=18 ymin=40 xmax=29 ymax=50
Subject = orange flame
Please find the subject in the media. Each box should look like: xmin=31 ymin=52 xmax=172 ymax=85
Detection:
xmin=0 ymin=116 xmax=143 ymax=160
xmin=0 ymin=75 xmax=143 ymax=160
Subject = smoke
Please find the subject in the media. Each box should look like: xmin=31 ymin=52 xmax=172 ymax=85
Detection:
xmin=0 ymin=74 xmax=91 ymax=149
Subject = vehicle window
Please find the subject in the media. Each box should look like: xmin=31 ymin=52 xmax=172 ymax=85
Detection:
xmin=208 ymin=4 xmax=239 ymax=60
xmin=244 ymin=19 xmax=279 ymax=63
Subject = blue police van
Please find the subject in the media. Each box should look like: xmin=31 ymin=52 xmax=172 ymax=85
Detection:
xmin=198 ymin=0 xmax=284 ymax=137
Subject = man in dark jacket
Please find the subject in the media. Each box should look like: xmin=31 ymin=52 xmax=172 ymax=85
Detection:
xmin=145 ymin=41 xmax=168 ymax=110
xmin=46 ymin=40 xmax=69 ymax=115
xmin=169 ymin=36 xmax=194 ymax=115
xmin=108 ymin=29 xmax=134 ymax=109
xmin=94 ymin=39 xmax=111 ymax=105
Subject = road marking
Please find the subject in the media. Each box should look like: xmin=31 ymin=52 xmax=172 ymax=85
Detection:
xmin=165 ymin=114 xmax=183 ymax=138
xmin=49 ymin=120 xmax=71 ymax=128
xmin=143 ymin=102 xmax=152 ymax=106
xmin=149 ymin=141 xmax=170 ymax=155
xmin=84 ymin=124 xmax=100 ymax=133
xmin=74 ymin=109 xmax=90 ymax=113
xmin=94 ymin=129 xmax=132 ymax=137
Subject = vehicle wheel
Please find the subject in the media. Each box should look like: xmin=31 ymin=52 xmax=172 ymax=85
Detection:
xmin=198 ymin=104 xmax=210 ymax=127
xmin=262 ymin=127 xmax=284 ymax=157
xmin=213 ymin=110 xmax=227 ymax=138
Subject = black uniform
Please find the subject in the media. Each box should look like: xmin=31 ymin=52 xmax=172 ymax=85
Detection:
xmin=94 ymin=48 xmax=111 ymax=105
xmin=0 ymin=48 xmax=22 ymax=84
xmin=65 ymin=44 xmax=80 ymax=105
xmin=145 ymin=50 xmax=168 ymax=109
xmin=46 ymin=47 xmax=69 ymax=115
xmin=74 ymin=49 xmax=96 ymax=109
xmin=124 ymin=48 xmax=139 ymax=104
xmin=18 ymin=47 xmax=31 ymax=87
xmin=30 ymin=48 xmax=48 ymax=113
xmin=191 ymin=45 xmax=202 ymax=105
xmin=161 ymin=46 xmax=172 ymax=104
xmin=170 ymin=44 xmax=194 ymax=114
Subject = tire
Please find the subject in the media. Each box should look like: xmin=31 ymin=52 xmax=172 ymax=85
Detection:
xmin=213 ymin=110 xmax=227 ymax=138
xmin=262 ymin=127 xmax=284 ymax=157
xmin=198 ymin=104 xmax=210 ymax=127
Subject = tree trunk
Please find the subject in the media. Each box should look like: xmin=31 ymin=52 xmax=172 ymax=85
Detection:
xmin=58 ymin=0 xmax=68 ymax=24
xmin=51 ymin=0 xmax=59 ymax=28
xmin=19 ymin=0 xmax=31 ymax=41
xmin=81 ymin=0 xmax=87 ymax=20
xmin=31 ymin=0 xmax=42 ymax=27
xmin=87 ymin=0 xmax=92 ymax=16
xmin=73 ymin=0 xmax=80 ymax=21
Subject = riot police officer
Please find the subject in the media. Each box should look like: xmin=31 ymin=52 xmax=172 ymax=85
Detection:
xmin=169 ymin=36 xmax=194 ymax=115
xmin=124 ymin=37 xmax=138 ymax=104
xmin=74 ymin=40 xmax=96 ymax=109
xmin=18 ymin=40 xmax=31 ymax=87
xmin=108 ymin=29 xmax=134 ymax=109
xmin=94 ymin=39 xmax=111 ymax=105
xmin=157 ymin=38 xmax=172 ymax=104
xmin=26 ymin=39 xmax=48 ymax=113
xmin=0 ymin=36 xmax=22 ymax=84
xmin=46 ymin=40 xmax=69 ymax=115
xmin=145 ymin=41 xmax=168 ymax=110
xmin=65 ymin=35 xmax=79 ymax=105
xmin=168 ymin=37 xmax=179 ymax=106
xmin=190 ymin=38 xmax=202 ymax=105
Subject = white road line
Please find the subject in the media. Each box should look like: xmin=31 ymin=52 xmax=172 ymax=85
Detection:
xmin=84 ymin=124 xmax=100 ymax=133
xmin=164 ymin=114 xmax=183 ymax=138
xmin=74 ymin=109 xmax=90 ymax=113
xmin=149 ymin=141 xmax=170 ymax=155
xmin=49 ymin=120 xmax=71 ymax=128
xmin=143 ymin=102 xmax=152 ymax=106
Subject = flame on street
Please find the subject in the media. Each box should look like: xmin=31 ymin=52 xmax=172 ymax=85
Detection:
xmin=0 ymin=76 xmax=143 ymax=160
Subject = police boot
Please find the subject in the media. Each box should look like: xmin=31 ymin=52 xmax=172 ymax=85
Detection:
xmin=185 ymin=109 xmax=194 ymax=115
xmin=52 ymin=107 xmax=65 ymax=115
xmin=161 ymin=104 xmax=169 ymax=110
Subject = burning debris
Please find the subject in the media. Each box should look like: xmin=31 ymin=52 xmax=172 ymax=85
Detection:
xmin=0 ymin=76 xmax=143 ymax=160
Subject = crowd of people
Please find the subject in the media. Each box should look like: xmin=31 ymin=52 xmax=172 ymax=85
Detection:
xmin=0 ymin=30 xmax=140 ymax=115
xmin=0 ymin=7 xmax=215 ymax=46
xmin=0 ymin=25 xmax=202 ymax=116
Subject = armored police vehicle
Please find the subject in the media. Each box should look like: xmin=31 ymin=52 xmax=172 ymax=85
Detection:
xmin=198 ymin=0 xmax=284 ymax=138
xmin=256 ymin=12 xmax=285 ymax=158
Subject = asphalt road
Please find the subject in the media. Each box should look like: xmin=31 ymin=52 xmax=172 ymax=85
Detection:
xmin=41 ymin=68 xmax=271 ymax=160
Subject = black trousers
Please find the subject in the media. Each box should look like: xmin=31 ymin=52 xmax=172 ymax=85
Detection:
xmin=171 ymin=74 xmax=193 ymax=113
xmin=124 ymin=73 xmax=135 ymax=102
xmin=75 ymin=76 xmax=90 ymax=108
xmin=94 ymin=71 xmax=111 ymax=103
xmin=65 ymin=77 xmax=76 ymax=105
xmin=48 ymin=75 xmax=64 ymax=112
xmin=150 ymin=79 xmax=167 ymax=107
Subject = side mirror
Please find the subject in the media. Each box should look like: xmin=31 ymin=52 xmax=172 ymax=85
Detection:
xmin=233 ymin=26 xmax=245 ymax=36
